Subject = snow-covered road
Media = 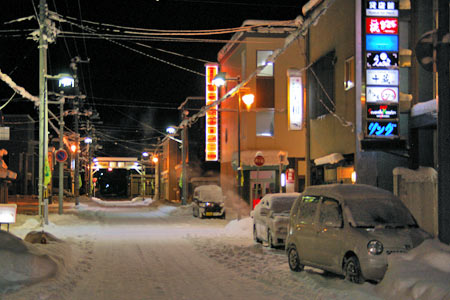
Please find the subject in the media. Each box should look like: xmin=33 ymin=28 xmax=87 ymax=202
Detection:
xmin=3 ymin=201 xmax=448 ymax=300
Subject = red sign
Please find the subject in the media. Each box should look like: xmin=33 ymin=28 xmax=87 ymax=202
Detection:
xmin=254 ymin=155 xmax=265 ymax=167
xmin=55 ymin=149 xmax=68 ymax=163
xmin=205 ymin=63 xmax=219 ymax=161
xmin=366 ymin=17 xmax=398 ymax=34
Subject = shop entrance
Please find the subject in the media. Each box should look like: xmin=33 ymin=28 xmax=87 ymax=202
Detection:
xmin=249 ymin=170 xmax=275 ymax=209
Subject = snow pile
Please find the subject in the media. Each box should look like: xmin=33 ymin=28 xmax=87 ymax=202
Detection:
xmin=223 ymin=217 xmax=253 ymax=238
xmin=376 ymin=239 xmax=450 ymax=300
xmin=0 ymin=231 xmax=59 ymax=293
xmin=168 ymin=204 xmax=192 ymax=216
xmin=91 ymin=196 xmax=153 ymax=207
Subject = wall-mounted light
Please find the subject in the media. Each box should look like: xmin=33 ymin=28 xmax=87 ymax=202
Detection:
xmin=351 ymin=171 xmax=357 ymax=184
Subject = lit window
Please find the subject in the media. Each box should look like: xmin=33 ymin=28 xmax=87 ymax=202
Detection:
xmin=344 ymin=56 xmax=355 ymax=91
xmin=257 ymin=50 xmax=274 ymax=77
xmin=256 ymin=111 xmax=274 ymax=137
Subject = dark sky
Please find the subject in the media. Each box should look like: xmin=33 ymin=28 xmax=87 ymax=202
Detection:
xmin=0 ymin=0 xmax=307 ymax=156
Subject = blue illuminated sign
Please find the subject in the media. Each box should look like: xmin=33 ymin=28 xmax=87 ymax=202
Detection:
xmin=366 ymin=34 xmax=398 ymax=51
xmin=367 ymin=121 xmax=398 ymax=136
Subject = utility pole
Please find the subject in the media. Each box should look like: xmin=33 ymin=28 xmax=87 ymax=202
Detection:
xmin=38 ymin=0 xmax=48 ymax=221
xmin=58 ymin=98 xmax=65 ymax=214
xmin=181 ymin=114 xmax=188 ymax=206
xmin=437 ymin=0 xmax=450 ymax=244
xmin=70 ymin=56 xmax=89 ymax=204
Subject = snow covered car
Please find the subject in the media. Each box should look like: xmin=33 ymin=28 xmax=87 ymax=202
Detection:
xmin=286 ymin=184 xmax=431 ymax=283
xmin=192 ymin=185 xmax=226 ymax=219
xmin=252 ymin=193 xmax=300 ymax=248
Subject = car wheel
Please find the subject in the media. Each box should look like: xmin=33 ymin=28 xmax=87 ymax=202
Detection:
xmin=267 ymin=230 xmax=274 ymax=248
xmin=344 ymin=256 xmax=364 ymax=284
xmin=288 ymin=246 xmax=304 ymax=272
xmin=253 ymin=225 xmax=261 ymax=243
xmin=220 ymin=211 xmax=226 ymax=219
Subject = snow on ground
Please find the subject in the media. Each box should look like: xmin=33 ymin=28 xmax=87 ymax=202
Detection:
xmin=1 ymin=200 xmax=449 ymax=299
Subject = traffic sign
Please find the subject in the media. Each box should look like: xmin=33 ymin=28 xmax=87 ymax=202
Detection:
xmin=254 ymin=155 xmax=265 ymax=167
xmin=55 ymin=149 xmax=68 ymax=163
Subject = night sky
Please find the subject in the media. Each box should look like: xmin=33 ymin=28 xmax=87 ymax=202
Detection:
xmin=1 ymin=0 xmax=307 ymax=156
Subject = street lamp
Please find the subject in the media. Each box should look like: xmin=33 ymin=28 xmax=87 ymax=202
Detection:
xmin=213 ymin=72 xmax=254 ymax=206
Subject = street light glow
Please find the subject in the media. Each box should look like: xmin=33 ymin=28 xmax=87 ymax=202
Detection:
xmin=166 ymin=127 xmax=176 ymax=134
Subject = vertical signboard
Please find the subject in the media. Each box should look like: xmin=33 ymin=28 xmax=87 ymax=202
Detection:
xmin=205 ymin=63 xmax=219 ymax=161
xmin=287 ymin=69 xmax=303 ymax=130
xmin=364 ymin=0 xmax=399 ymax=138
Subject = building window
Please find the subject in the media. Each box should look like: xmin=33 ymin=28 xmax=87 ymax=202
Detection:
xmin=256 ymin=50 xmax=274 ymax=108
xmin=309 ymin=51 xmax=336 ymax=119
xmin=256 ymin=110 xmax=274 ymax=137
xmin=344 ymin=56 xmax=355 ymax=90
xmin=257 ymin=50 xmax=273 ymax=77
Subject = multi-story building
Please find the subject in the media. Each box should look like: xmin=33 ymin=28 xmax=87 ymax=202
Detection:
xmin=216 ymin=20 xmax=307 ymax=206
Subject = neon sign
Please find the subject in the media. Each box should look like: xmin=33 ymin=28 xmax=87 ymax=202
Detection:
xmin=367 ymin=51 xmax=398 ymax=68
xmin=366 ymin=18 xmax=398 ymax=34
xmin=367 ymin=104 xmax=398 ymax=119
xmin=367 ymin=121 xmax=398 ymax=136
xmin=366 ymin=86 xmax=398 ymax=102
xmin=205 ymin=63 xmax=219 ymax=161
xmin=366 ymin=34 xmax=398 ymax=51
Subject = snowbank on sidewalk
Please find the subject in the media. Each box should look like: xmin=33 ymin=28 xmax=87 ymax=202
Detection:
xmin=376 ymin=239 xmax=450 ymax=300
xmin=91 ymin=197 xmax=153 ymax=207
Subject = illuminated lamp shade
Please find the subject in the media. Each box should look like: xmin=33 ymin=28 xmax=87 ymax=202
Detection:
xmin=166 ymin=127 xmax=176 ymax=134
xmin=281 ymin=173 xmax=286 ymax=187
xmin=70 ymin=144 xmax=77 ymax=153
xmin=242 ymin=93 xmax=254 ymax=108
xmin=142 ymin=152 xmax=149 ymax=157
xmin=84 ymin=137 xmax=92 ymax=144
xmin=351 ymin=171 xmax=357 ymax=184
xmin=58 ymin=74 xmax=74 ymax=88
xmin=152 ymin=156 xmax=159 ymax=164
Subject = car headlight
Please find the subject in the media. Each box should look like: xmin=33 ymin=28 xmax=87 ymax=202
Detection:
xmin=367 ymin=240 xmax=384 ymax=255
xmin=198 ymin=202 xmax=206 ymax=207
xmin=220 ymin=202 xmax=225 ymax=207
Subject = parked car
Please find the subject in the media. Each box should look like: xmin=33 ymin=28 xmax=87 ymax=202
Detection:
xmin=285 ymin=184 xmax=431 ymax=283
xmin=192 ymin=185 xmax=226 ymax=219
xmin=252 ymin=193 xmax=300 ymax=248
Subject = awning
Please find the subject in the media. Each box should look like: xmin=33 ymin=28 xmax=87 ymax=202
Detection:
xmin=313 ymin=153 xmax=344 ymax=166
xmin=232 ymin=150 xmax=289 ymax=170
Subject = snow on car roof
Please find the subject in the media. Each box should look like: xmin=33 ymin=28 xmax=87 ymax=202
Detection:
xmin=303 ymin=184 xmax=395 ymax=202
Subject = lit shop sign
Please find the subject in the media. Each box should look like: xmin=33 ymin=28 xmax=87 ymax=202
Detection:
xmin=366 ymin=86 xmax=398 ymax=102
xmin=367 ymin=104 xmax=398 ymax=119
xmin=366 ymin=1 xmax=398 ymax=17
xmin=367 ymin=121 xmax=398 ymax=136
xmin=366 ymin=69 xmax=399 ymax=86
xmin=366 ymin=51 xmax=398 ymax=68
xmin=366 ymin=34 xmax=398 ymax=51
xmin=366 ymin=18 xmax=398 ymax=34
xmin=287 ymin=69 xmax=303 ymax=130
xmin=364 ymin=0 xmax=399 ymax=140
xmin=205 ymin=63 xmax=219 ymax=161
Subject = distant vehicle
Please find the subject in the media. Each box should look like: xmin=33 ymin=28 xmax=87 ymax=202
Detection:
xmin=286 ymin=184 xmax=431 ymax=283
xmin=252 ymin=193 xmax=300 ymax=248
xmin=192 ymin=185 xmax=226 ymax=219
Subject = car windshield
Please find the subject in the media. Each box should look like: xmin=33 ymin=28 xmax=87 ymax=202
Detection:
xmin=271 ymin=197 xmax=296 ymax=213
xmin=346 ymin=197 xmax=417 ymax=228
xmin=198 ymin=190 xmax=223 ymax=202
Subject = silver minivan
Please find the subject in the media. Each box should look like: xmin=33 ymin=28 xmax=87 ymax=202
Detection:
xmin=286 ymin=184 xmax=431 ymax=283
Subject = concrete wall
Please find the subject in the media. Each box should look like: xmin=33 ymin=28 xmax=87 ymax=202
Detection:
xmin=393 ymin=167 xmax=438 ymax=237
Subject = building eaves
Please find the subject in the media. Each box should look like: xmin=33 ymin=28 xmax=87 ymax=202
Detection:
xmin=217 ymin=19 xmax=298 ymax=63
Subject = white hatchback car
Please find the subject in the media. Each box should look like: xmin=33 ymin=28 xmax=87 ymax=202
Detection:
xmin=192 ymin=185 xmax=226 ymax=219
xmin=286 ymin=184 xmax=431 ymax=283
xmin=252 ymin=193 xmax=300 ymax=248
